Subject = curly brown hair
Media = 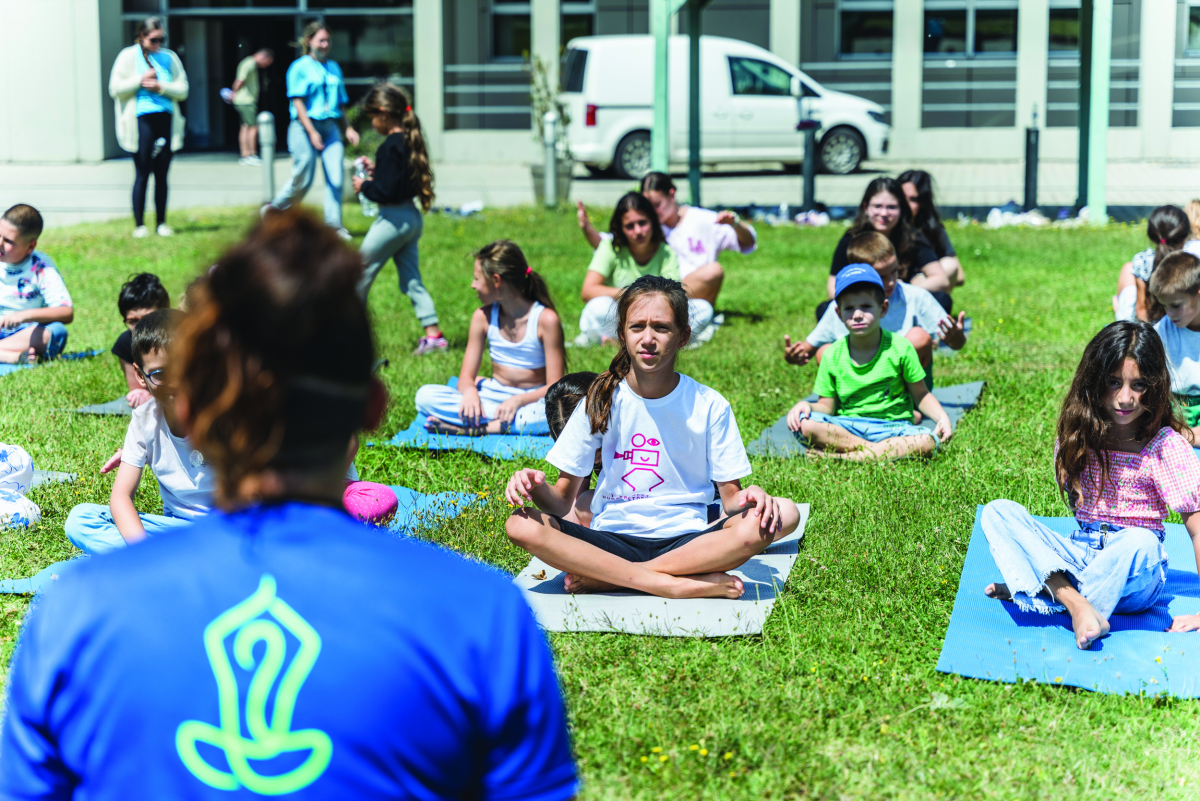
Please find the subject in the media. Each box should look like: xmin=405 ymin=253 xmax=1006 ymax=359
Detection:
xmin=1055 ymin=320 xmax=1187 ymax=509
xmin=174 ymin=209 xmax=374 ymax=507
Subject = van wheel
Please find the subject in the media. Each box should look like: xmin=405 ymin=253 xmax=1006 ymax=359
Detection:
xmin=613 ymin=132 xmax=652 ymax=180
xmin=819 ymin=127 xmax=865 ymax=175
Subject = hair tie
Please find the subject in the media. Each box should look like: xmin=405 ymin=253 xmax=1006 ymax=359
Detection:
xmin=1161 ymin=238 xmax=1168 ymax=244
xmin=405 ymin=106 xmax=412 ymax=113
xmin=525 ymin=267 xmax=533 ymax=276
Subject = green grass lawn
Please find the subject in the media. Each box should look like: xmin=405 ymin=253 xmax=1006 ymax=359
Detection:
xmin=3 ymin=204 xmax=1198 ymax=799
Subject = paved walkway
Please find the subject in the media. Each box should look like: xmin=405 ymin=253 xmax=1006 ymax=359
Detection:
xmin=3 ymin=152 xmax=1199 ymax=229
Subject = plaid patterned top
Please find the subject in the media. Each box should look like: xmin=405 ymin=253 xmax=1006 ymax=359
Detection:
xmin=1071 ymin=428 xmax=1200 ymax=530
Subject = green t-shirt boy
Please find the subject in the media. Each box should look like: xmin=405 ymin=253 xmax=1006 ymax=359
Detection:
xmin=814 ymin=330 xmax=926 ymax=420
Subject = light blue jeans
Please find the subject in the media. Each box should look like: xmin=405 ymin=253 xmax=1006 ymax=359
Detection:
xmin=980 ymin=499 xmax=1167 ymax=618
xmin=64 ymin=502 xmax=194 ymax=555
xmin=357 ymin=202 xmax=438 ymax=327
xmin=803 ymin=411 xmax=938 ymax=450
xmin=271 ymin=118 xmax=345 ymax=228
xmin=0 ymin=321 xmax=67 ymax=359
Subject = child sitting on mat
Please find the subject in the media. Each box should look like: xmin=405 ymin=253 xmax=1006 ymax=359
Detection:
xmin=112 ymin=272 xmax=170 ymax=409
xmin=0 ymin=204 xmax=73 ymax=364
xmin=981 ymin=321 xmax=1200 ymax=648
xmin=784 ymin=232 xmax=966 ymax=370
xmin=1149 ymin=251 xmax=1200 ymax=446
xmin=415 ymin=240 xmax=565 ymax=436
xmin=66 ymin=309 xmax=214 ymax=554
xmin=505 ymin=274 xmax=800 ymax=598
xmin=546 ymin=371 xmax=599 ymax=526
xmin=785 ymin=264 xmax=953 ymax=461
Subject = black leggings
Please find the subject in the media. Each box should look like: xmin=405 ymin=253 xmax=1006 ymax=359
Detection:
xmin=132 ymin=112 xmax=173 ymax=227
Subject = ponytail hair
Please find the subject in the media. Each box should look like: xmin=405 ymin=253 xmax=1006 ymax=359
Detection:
xmin=361 ymin=82 xmax=435 ymax=212
xmin=585 ymin=275 xmax=689 ymax=434
xmin=175 ymin=208 xmax=374 ymax=507
xmin=475 ymin=239 xmax=556 ymax=311
xmin=608 ymin=192 xmax=665 ymax=254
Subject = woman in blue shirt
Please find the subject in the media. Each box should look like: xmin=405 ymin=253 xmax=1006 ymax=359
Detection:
xmin=107 ymin=17 xmax=189 ymax=239
xmin=267 ymin=22 xmax=361 ymax=239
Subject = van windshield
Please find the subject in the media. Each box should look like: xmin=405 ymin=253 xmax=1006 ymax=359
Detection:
xmin=563 ymin=49 xmax=588 ymax=93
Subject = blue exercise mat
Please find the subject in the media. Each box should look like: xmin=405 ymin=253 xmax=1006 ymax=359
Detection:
xmin=0 ymin=349 xmax=106 ymax=377
xmin=0 ymin=557 xmax=88 ymax=595
xmin=383 ymin=378 xmax=554 ymax=461
xmin=386 ymin=485 xmax=481 ymax=534
xmin=937 ymin=506 xmax=1200 ymax=696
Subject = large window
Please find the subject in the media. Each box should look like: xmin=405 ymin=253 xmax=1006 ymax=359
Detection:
xmin=1047 ymin=0 xmax=1140 ymax=128
xmin=800 ymin=0 xmax=893 ymax=121
xmin=562 ymin=0 xmax=596 ymax=44
xmin=923 ymin=2 xmax=1016 ymax=57
xmin=840 ymin=10 xmax=893 ymax=56
xmin=491 ymin=0 xmax=531 ymax=60
xmin=921 ymin=2 xmax=1018 ymax=127
xmin=729 ymin=57 xmax=793 ymax=95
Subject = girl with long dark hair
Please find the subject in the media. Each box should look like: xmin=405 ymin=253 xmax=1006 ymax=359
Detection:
xmin=505 ymin=274 xmax=800 ymax=598
xmin=980 ymin=321 xmax=1200 ymax=649
xmin=415 ymin=240 xmax=566 ymax=435
xmin=898 ymin=169 xmax=964 ymax=288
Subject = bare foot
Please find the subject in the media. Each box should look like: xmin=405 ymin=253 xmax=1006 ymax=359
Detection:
xmin=984 ymin=582 xmax=1012 ymax=601
xmin=1064 ymin=599 xmax=1110 ymax=650
xmin=425 ymin=417 xmax=485 ymax=437
xmin=671 ymin=572 xmax=745 ymax=599
xmin=564 ymin=573 xmax=620 ymax=594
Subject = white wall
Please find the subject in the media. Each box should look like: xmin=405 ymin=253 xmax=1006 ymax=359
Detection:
xmin=0 ymin=0 xmax=119 ymax=163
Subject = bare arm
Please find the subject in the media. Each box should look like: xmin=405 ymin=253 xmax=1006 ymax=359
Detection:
xmin=783 ymin=334 xmax=817 ymax=366
xmin=1135 ymin=278 xmax=1151 ymax=322
xmin=231 ymin=78 xmax=245 ymax=93
xmin=909 ymin=381 xmax=953 ymax=443
xmin=577 ymin=202 xmax=602 ymax=249
xmin=826 ymin=274 xmax=836 ymax=300
xmin=108 ymin=461 xmax=148 ymax=544
xmin=714 ymin=211 xmax=755 ymax=248
xmin=505 ymin=469 xmax=588 ymax=517
xmin=0 ymin=306 xmax=73 ymax=327
xmin=908 ymin=259 xmax=951 ymax=294
xmin=1167 ymin=511 xmax=1200 ymax=631
xmin=581 ymin=271 xmax=620 ymax=302
xmin=293 ymin=98 xmax=323 ymax=149
xmin=786 ymin=395 xmax=836 ymax=431
xmin=940 ymin=255 xmax=964 ymax=286
xmin=121 ymin=359 xmax=141 ymax=392
xmin=456 ymin=309 xmax=489 ymax=423
xmin=340 ymin=107 xmax=360 ymax=146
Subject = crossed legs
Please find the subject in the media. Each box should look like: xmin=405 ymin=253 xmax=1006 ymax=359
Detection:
xmin=797 ymin=418 xmax=936 ymax=461
xmin=506 ymin=501 xmax=800 ymax=598
xmin=683 ymin=262 xmax=724 ymax=306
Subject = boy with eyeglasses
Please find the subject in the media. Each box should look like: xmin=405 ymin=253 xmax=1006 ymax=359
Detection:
xmin=66 ymin=310 xmax=213 ymax=553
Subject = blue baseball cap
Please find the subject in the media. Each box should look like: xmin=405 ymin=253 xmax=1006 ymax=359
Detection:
xmin=833 ymin=263 xmax=885 ymax=300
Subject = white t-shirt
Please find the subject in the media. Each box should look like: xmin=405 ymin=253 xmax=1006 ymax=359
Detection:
xmin=0 ymin=251 xmax=72 ymax=317
xmin=546 ymin=375 xmax=751 ymax=539
xmin=1131 ymin=240 xmax=1200 ymax=283
xmin=1155 ymin=316 xmax=1200 ymax=396
xmin=121 ymin=398 xmax=215 ymax=519
xmin=663 ymin=207 xmax=756 ymax=278
xmin=806 ymin=281 xmax=948 ymax=348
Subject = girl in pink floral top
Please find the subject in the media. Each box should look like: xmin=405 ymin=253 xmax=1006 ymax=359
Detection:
xmin=981 ymin=321 xmax=1200 ymax=651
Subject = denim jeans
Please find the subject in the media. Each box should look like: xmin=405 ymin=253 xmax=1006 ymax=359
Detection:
xmin=271 ymin=118 xmax=345 ymax=228
xmin=0 ymin=321 xmax=68 ymax=359
xmin=578 ymin=295 xmax=713 ymax=341
xmin=64 ymin=502 xmax=195 ymax=555
xmin=803 ymin=411 xmax=937 ymax=450
xmin=414 ymin=377 xmax=549 ymax=434
xmin=357 ymin=202 xmax=438 ymax=327
xmin=980 ymin=498 xmax=1167 ymax=618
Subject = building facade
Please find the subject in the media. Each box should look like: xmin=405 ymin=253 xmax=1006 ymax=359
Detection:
xmin=1 ymin=0 xmax=1198 ymax=164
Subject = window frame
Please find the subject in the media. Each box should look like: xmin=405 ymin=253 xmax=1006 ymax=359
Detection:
xmin=922 ymin=0 xmax=1020 ymax=60
xmin=1186 ymin=1 xmax=1200 ymax=58
xmin=727 ymin=56 xmax=797 ymax=97
xmin=835 ymin=0 xmax=896 ymax=61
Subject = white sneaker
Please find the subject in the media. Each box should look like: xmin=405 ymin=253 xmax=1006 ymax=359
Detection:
xmin=132 ymin=225 xmax=149 ymax=239
xmin=572 ymin=332 xmax=598 ymax=348
xmin=335 ymin=228 xmax=353 ymax=241
xmin=244 ymin=155 xmax=262 ymax=166
xmin=156 ymin=224 xmax=174 ymax=237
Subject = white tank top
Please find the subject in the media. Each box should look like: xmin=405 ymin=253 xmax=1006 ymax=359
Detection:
xmin=487 ymin=301 xmax=546 ymax=370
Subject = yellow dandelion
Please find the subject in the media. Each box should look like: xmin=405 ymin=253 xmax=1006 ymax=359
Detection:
xmin=640 ymin=756 xmax=648 ymax=763
xmin=689 ymin=744 xmax=699 ymax=751
xmin=700 ymin=749 xmax=709 ymax=756
xmin=1156 ymin=656 xmax=1163 ymax=664
xmin=1054 ymin=677 xmax=1063 ymax=683
xmin=729 ymin=771 xmax=737 ymax=778
xmin=723 ymin=752 xmax=733 ymax=760
xmin=659 ymin=755 xmax=668 ymax=763
xmin=651 ymin=747 xmax=662 ymax=753
xmin=880 ymin=724 xmax=890 ymax=734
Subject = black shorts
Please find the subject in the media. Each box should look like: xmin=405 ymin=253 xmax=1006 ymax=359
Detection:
xmin=551 ymin=515 xmax=731 ymax=563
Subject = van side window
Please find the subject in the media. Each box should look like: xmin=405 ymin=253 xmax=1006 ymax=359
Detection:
xmin=563 ymin=49 xmax=588 ymax=93
xmin=728 ymin=58 xmax=793 ymax=96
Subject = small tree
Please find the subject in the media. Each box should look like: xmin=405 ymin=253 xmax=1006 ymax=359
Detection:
xmin=525 ymin=55 xmax=572 ymax=161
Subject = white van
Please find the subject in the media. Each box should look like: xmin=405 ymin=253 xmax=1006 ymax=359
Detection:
xmin=561 ymin=35 xmax=890 ymax=179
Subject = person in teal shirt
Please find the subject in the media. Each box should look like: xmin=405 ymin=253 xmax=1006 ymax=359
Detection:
xmin=266 ymin=22 xmax=360 ymax=239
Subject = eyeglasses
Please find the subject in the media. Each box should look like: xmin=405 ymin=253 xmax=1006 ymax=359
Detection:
xmin=148 ymin=36 xmax=165 ymax=45
xmin=138 ymin=365 xmax=167 ymax=388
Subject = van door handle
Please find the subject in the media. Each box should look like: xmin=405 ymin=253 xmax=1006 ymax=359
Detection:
xmin=737 ymin=111 xmax=753 ymax=120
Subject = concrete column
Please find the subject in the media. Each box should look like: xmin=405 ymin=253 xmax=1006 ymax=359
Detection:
xmin=1139 ymin=0 xmax=1175 ymax=157
xmin=769 ymin=0 xmax=801 ymax=67
xmin=890 ymin=0 xmax=924 ymax=155
xmin=1087 ymin=0 xmax=1113 ymax=223
xmin=532 ymin=0 xmax=561 ymax=90
xmin=1015 ymin=0 xmax=1049 ymax=131
xmin=414 ymin=0 xmax=445 ymax=158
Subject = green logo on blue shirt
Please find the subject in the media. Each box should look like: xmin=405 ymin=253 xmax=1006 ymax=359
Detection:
xmin=176 ymin=574 xmax=332 ymax=793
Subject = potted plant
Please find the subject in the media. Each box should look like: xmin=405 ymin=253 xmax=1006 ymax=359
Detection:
xmin=526 ymin=55 xmax=573 ymax=205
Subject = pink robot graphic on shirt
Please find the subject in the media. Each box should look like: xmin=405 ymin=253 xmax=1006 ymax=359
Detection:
xmin=613 ymin=433 xmax=665 ymax=492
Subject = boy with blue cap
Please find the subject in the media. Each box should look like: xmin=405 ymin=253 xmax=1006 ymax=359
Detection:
xmin=785 ymin=264 xmax=953 ymax=461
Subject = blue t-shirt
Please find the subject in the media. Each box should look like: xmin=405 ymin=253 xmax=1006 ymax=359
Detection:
xmin=135 ymin=48 xmax=174 ymax=116
xmin=0 ymin=503 xmax=577 ymax=800
xmin=286 ymin=56 xmax=349 ymax=121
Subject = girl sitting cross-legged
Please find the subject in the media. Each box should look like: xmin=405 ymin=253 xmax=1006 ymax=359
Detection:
xmin=981 ymin=320 xmax=1200 ymax=650
xmin=415 ymin=240 xmax=565 ymax=435
xmin=504 ymin=274 xmax=800 ymax=599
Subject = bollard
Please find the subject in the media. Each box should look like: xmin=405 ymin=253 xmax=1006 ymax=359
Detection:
xmin=543 ymin=110 xmax=558 ymax=208
xmin=1023 ymin=107 xmax=1039 ymax=213
xmin=257 ymin=111 xmax=276 ymax=204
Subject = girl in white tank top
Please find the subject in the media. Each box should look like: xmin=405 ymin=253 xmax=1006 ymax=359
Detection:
xmin=415 ymin=240 xmax=566 ymax=435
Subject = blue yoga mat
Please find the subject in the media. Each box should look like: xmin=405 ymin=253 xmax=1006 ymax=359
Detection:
xmin=0 ymin=485 xmax=480 ymax=595
xmin=0 ymin=349 xmax=106 ymax=377
xmin=937 ymin=506 xmax=1200 ymax=696
xmin=383 ymin=378 xmax=554 ymax=461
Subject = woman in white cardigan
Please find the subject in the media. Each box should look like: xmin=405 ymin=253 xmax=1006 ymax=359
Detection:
xmin=108 ymin=17 xmax=188 ymax=239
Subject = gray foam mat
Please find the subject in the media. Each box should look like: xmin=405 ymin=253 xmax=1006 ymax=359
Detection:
xmin=514 ymin=504 xmax=808 ymax=637
xmin=31 ymin=470 xmax=77 ymax=488
xmin=747 ymin=381 xmax=985 ymax=458
xmin=75 ymin=397 xmax=133 ymax=416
